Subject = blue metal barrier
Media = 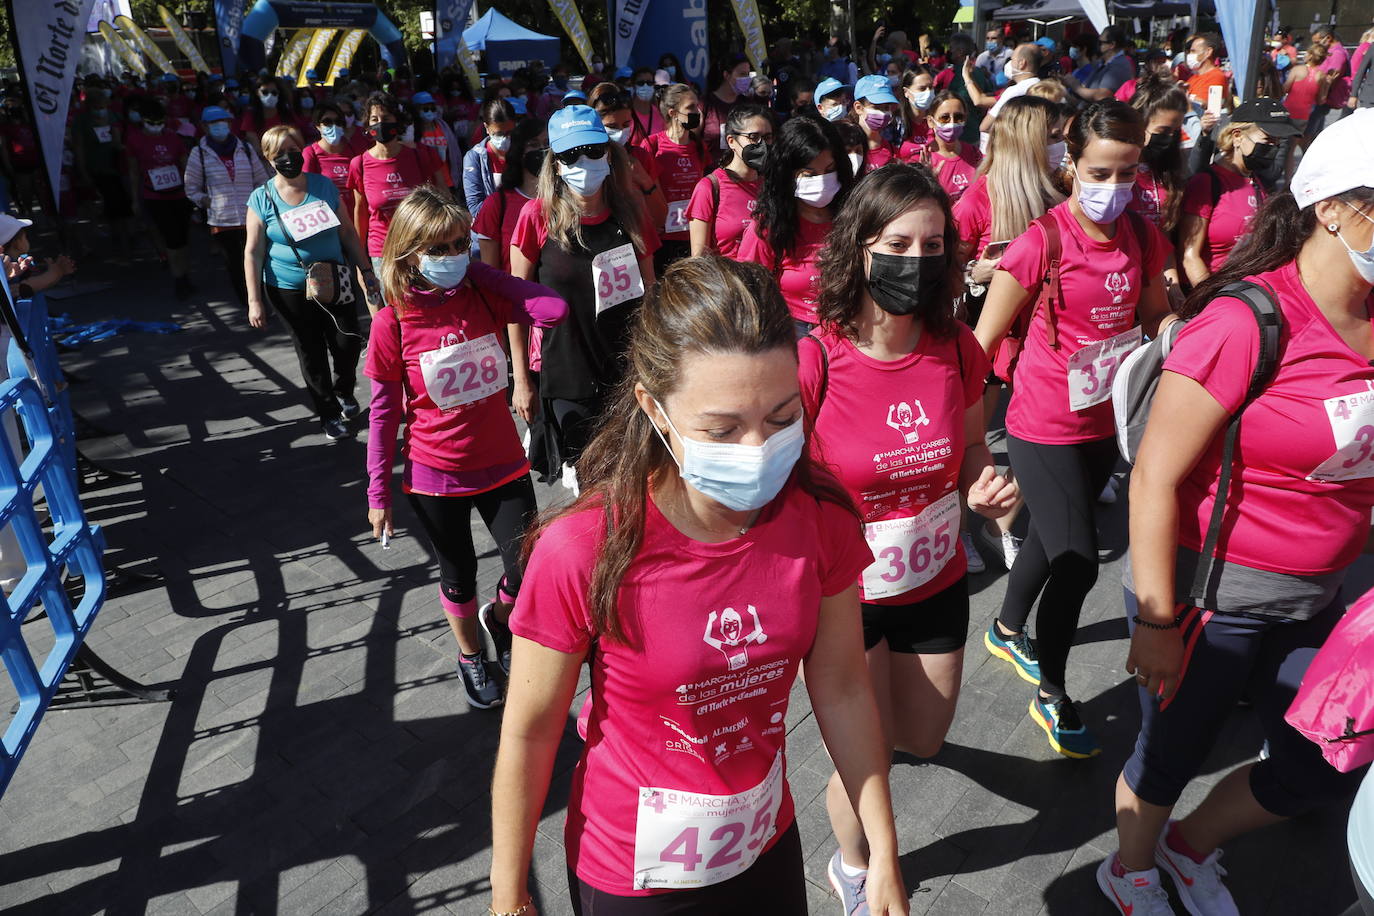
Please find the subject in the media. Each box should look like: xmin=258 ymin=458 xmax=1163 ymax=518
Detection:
xmin=6 ymin=294 xmax=75 ymax=476
xmin=0 ymin=376 xmax=106 ymax=797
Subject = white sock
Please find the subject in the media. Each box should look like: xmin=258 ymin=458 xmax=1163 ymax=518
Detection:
xmin=839 ymin=855 xmax=866 ymax=877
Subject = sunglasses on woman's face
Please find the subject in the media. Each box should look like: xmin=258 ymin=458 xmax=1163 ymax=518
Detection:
xmin=420 ymin=106 xmax=437 ymax=114
xmin=425 ymin=238 xmax=472 ymax=256
xmin=634 ymin=80 xmax=654 ymax=87
xmin=554 ymin=143 xmax=608 ymax=166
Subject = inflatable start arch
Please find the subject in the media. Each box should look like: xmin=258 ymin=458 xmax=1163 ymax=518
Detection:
xmin=238 ymin=0 xmax=406 ymax=74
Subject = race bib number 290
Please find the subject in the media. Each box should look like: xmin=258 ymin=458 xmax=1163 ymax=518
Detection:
xmin=631 ymin=753 xmax=783 ymax=890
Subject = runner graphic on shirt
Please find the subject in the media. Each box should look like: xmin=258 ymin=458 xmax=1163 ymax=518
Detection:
xmin=886 ymin=400 xmax=930 ymax=444
xmin=703 ymin=606 xmax=767 ymax=671
xmin=1105 ymin=271 xmax=1131 ymax=304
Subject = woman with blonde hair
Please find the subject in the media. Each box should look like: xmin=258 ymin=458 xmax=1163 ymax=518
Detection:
xmin=489 ymin=255 xmax=909 ymax=916
xmin=509 ymin=106 xmax=659 ymax=483
xmin=245 ymin=124 xmax=373 ymax=441
xmin=365 ymin=187 xmax=568 ymax=709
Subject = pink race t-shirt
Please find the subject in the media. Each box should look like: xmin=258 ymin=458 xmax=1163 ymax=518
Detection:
xmin=800 ymin=325 xmax=990 ymax=604
xmin=1182 ymin=166 xmax=1262 ymax=271
xmin=863 ymin=141 xmax=897 ymax=173
xmin=737 ymin=216 xmax=830 ymax=324
xmin=363 ymin=283 xmax=527 ymax=474
xmin=471 ymin=187 xmax=534 ymax=271
xmin=999 ymin=202 xmax=1169 ymax=444
xmin=685 ymin=170 xmax=760 ymax=259
xmin=509 ymin=197 xmax=662 ymax=265
xmin=927 ymin=143 xmax=982 ymax=203
xmin=952 ymin=175 xmax=994 ymax=256
xmin=346 ymin=144 xmax=444 ymax=255
xmin=301 ymin=141 xmax=355 ymax=213
xmin=1165 ymin=263 xmax=1374 ymax=575
xmin=644 ymin=132 xmax=707 ymax=241
xmin=510 ymin=483 xmax=872 ymax=895
xmin=123 ymin=128 xmax=185 ymax=200
xmin=1130 ymin=163 xmax=1173 ymax=229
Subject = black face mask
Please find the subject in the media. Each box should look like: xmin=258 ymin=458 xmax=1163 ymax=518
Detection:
xmin=740 ymin=141 xmax=768 ymax=171
xmin=522 ymin=147 xmax=545 ymax=176
xmin=273 ymin=150 xmax=304 ymax=178
xmin=683 ymin=111 xmax=701 ymax=130
xmin=369 ymin=121 xmax=403 ymax=143
xmin=1143 ymin=129 xmax=1179 ymax=162
xmin=867 ymin=252 xmax=946 ymax=316
xmin=1242 ymin=140 xmax=1279 ymax=176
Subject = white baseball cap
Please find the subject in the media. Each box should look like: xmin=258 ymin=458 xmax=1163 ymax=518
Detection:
xmin=0 ymin=213 xmax=33 ymax=247
xmin=1291 ymin=108 xmax=1374 ymax=209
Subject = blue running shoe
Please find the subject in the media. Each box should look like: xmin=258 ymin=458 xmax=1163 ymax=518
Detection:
xmin=984 ymin=620 xmax=1042 ymax=684
xmin=826 ymin=850 xmax=869 ymax=916
xmin=1029 ymin=694 xmax=1100 ymax=758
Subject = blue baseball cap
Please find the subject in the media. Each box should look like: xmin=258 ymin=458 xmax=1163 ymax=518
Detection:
xmin=854 ymin=74 xmax=898 ymax=106
xmin=548 ymin=104 xmax=607 ymax=152
xmin=200 ymin=105 xmax=231 ymax=122
xmin=509 ymin=95 xmax=528 ymax=114
xmin=1036 ymin=36 xmax=1057 ymax=50
xmin=562 ymin=88 xmax=587 ymax=103
xmin=226 ymin=78 xmax=238 ymax=89
xmin=160 ymin=73 xmax=178 ymax=83
xmin=614 ymin=65 xmax=634 ymax=79
xmin=411 ymin=91 xmax=435 ymax=105
xmin=338 ymin=68 xmax=350 ymax=78
xmin=305 ymin=68 xmax=319 ymax=81
xmin=815 ymin=77 xmax=849 ymax=103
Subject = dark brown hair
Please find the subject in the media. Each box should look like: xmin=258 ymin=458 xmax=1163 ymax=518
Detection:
xmin=1130 ymin=72 xmax=1189 ymax=231
xmin=522 ymin=256 xmax=859 ymax=646
xmin=1065 ymin=99 xmax=1145 ymax=161
xmin=815 ymin=163 xmax=961 ymax=339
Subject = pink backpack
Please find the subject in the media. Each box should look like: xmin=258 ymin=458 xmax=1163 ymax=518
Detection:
xmin=1285 ymin=590 xmax=1374 ymax=773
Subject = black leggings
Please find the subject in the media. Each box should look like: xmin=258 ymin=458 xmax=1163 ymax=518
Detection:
xmin=570 ymin=822 xmax=806 ymax=915
xmin=405 ymin=474 xmax=537 ymax=605
xmin=998 ymin=434 xmax=1119 ymax=699
xmin=212 ymin=228 xmax=249 ymax=307
xmin=550 ymin=396 xmax=603 ymax=467
xmin=264 ymin=284 xmax=362 ymax=421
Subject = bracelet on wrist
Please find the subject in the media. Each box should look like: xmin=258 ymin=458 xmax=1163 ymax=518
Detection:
xmin=1132 ymin=614 xmax=1180 ymax=631
xmin=488 ymin=900 xmax=532 ymax=916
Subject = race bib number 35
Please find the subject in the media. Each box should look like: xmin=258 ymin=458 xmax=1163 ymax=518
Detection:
xmin=632 ymin=753 xmax=783 ymax=890
xmin=1067 ymin=326 xmax=1142 ymax=411
xmin=861 ymin=491 xmax=961 ymax=600
xmin=418 ymin=333 xmax=507 ymax=412
xmin=591 ymin=243 xmax=645 ymax=315
xmin=282 ymin=199 xmax=341 ymax=241
xmin=1309 ymin=384 xmax=1374 ymax=482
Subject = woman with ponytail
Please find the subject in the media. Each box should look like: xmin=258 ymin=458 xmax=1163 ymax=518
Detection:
xmin=687 ymin=102 xmax=772 ymax=257
xmin=489 ymin=256 xmax=909 ymax=916
xmin=1100 ymin=108 xmax=1374 ymax=916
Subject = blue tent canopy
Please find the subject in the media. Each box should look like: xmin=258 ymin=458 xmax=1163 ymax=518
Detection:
xmin=463 ymin=9 xmax=560 ymax=77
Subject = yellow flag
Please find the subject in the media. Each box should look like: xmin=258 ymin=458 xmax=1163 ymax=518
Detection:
xmin=545 ymin=0 xmax=595 ymax=72
xmin=99 ymin=20 xmax=147 ymax=76
xmin=297 ymin=28 xmax=337 ymax=86
xmin=277 ymin=29 xmax=314 ymax=79
xmin=115 ymin=14 xmax=177 ymax=76
xmin=729 ymin=0 xmax=767 ymax=72
xmin=458 ymin=38 xmax=481 ymax=96
xmin=157 ymin=5 xmax=210 ymax=74
xmin=326 ymin=30 xmax=366 ymax=86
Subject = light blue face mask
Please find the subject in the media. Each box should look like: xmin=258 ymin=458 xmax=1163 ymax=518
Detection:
xmin=207 ymin=121 xmax=231 ymax=141
xmin=652 ymin=399 xmax=805 ymax=512
xmin=418 ymin=253 xmax=470 ymax=289
xmin=558 ymin=155 xmax=611 ymax=195
xmin=1337 ymin=205 xmax=1374 ymax=285
xmin=606 ymin=126 xmax=631 ymax=145
xmin=320 ymin=124 xmax=344 ymax=145
xmin=821 ymin=103 xmax=845 ymax=122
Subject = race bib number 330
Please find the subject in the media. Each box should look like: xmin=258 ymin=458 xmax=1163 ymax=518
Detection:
xmin=632 ymin=753 xmax=783 ymax=890
xmin=282 ymin=199 xmax=341 ymax=241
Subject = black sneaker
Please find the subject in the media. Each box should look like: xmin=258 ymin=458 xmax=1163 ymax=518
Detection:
xmin=458 ymin=652 xmax=502 ymax=708
xmin=322 ymin=417 xmax=351 ymax=441
xmin=479 ymin=602 xmax=513 ymax=675
xmin=338 ymin=395 xmax=362 ymax=420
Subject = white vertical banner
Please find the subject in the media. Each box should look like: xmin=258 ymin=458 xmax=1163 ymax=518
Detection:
xmin=1078 ymin=0 xmax=1110 ymax=32
xmin=17 ymin=0 xmax=100 ymax=203
xmin=614 ymin=0 xmax=650 ymax=69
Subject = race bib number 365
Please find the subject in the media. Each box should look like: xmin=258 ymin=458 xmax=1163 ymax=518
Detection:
xmin=1308 ymin=384 xmax=1374 ymax=482
xmin=861 ymin=491 xmax=961 ymax=600
xmin=632 ymin=753 xmax=783 ymax=890
xmin=418 ymin=333 xmax=507 ymax=412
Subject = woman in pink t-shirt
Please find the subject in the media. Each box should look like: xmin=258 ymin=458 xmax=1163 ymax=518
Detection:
xmin=589 ymin=81 xmax=668 ymax=232
xmin=365 ymin=189 xmax=568 ymax=710
xmin=803 ymin=165 xmax=1018 ymax=910
xmin=686 ymin=103 xmax=770 ymax=258
xmin=850 ymin=74 xmax=900 ymax=173
xmin=301 ymin=102 xmax=357 ymax=214
xmin=644 ymin=83 xmax=708 ymax=270
xmin=1099 ymin=112 xmax=1374 ymax=916
xmin=489 ymin=257 xmax=907 ymax=916
xmin=896 ymin=68 xmax=935 ymax=157
xmin=738 ymin=115 xmax=855 ymax=331
xmin=914 ymin=92 xmax=982 ymax=203
xmin=974 ymin=101 xmax=1171 ymax=760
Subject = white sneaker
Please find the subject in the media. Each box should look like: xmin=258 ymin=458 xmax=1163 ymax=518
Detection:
xmin=1154 ymin=825 xmax=1238 ymax=916
xmin=961 ymin=532 xmax=986 ymax=574
xmin=1097 ymin=856 xmax=1176 ymax=916
xmin=979 ymin=526 xmax=1022 ymax=568
xmin=1099 ymin=476 xmax=1119 ymax=504
xmin=561 ymin=462 xmax=580 ymax=497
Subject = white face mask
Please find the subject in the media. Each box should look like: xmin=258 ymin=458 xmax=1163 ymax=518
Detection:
xmin=795 ymin=171 xmax=841 ymax=207
xmin=820 ymin=103 xmax=845 ymax=122
xmin=488 ymin=133 xmax=511 ymax=153
xmin=848 ymin=152 xmax=863 ymax=174
xmin=910 ymin=88 xmax=934 ymax=109
xmin=1186 ymin=53 xmax=1201 ymax=70
xmin=606 ymin=126 xmax=631 ymax=145
xmin=1336 ymin=204 xmax=1374 ymax=285
xmin=559 ymin=155 xmax=611 ymax=195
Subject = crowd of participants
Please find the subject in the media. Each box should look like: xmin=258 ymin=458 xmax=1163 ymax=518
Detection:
xmin=1 ymin=16 xmax=1374 ymax=916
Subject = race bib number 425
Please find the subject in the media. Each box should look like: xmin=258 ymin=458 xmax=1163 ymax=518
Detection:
xmin=1309 ymin=384 xmax=1374 ymax=482
xmin=632 ymin=753 xmax=783 ymax=890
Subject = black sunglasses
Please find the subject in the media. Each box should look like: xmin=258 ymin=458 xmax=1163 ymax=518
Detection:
xmin=425 ymin=238 xmax=472 ymax=256
xmin=420 ymin=106 xmax=437 ymax=113
xmin=634 ymin=80 xmax=654 ymax=87
xmin=554 ymin=143 xmax=608 ymax=166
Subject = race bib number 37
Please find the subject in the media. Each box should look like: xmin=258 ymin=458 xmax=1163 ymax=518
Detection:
xmin=418 ymin=333 xmax=507 ymax=412
xmin=1067 ymin=326 xmax=1143 ymax=411
xmin=632 ymin=753 xmax=783 ymax=890
xmin=861 ymin=491 xmax=961 ymax=600
xmin=1308 ymin=384 xmax=1374 ymax=482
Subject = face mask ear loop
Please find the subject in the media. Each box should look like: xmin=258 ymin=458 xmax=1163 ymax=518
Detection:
xmin=649 ymin=398 xmax=686 ymax=474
